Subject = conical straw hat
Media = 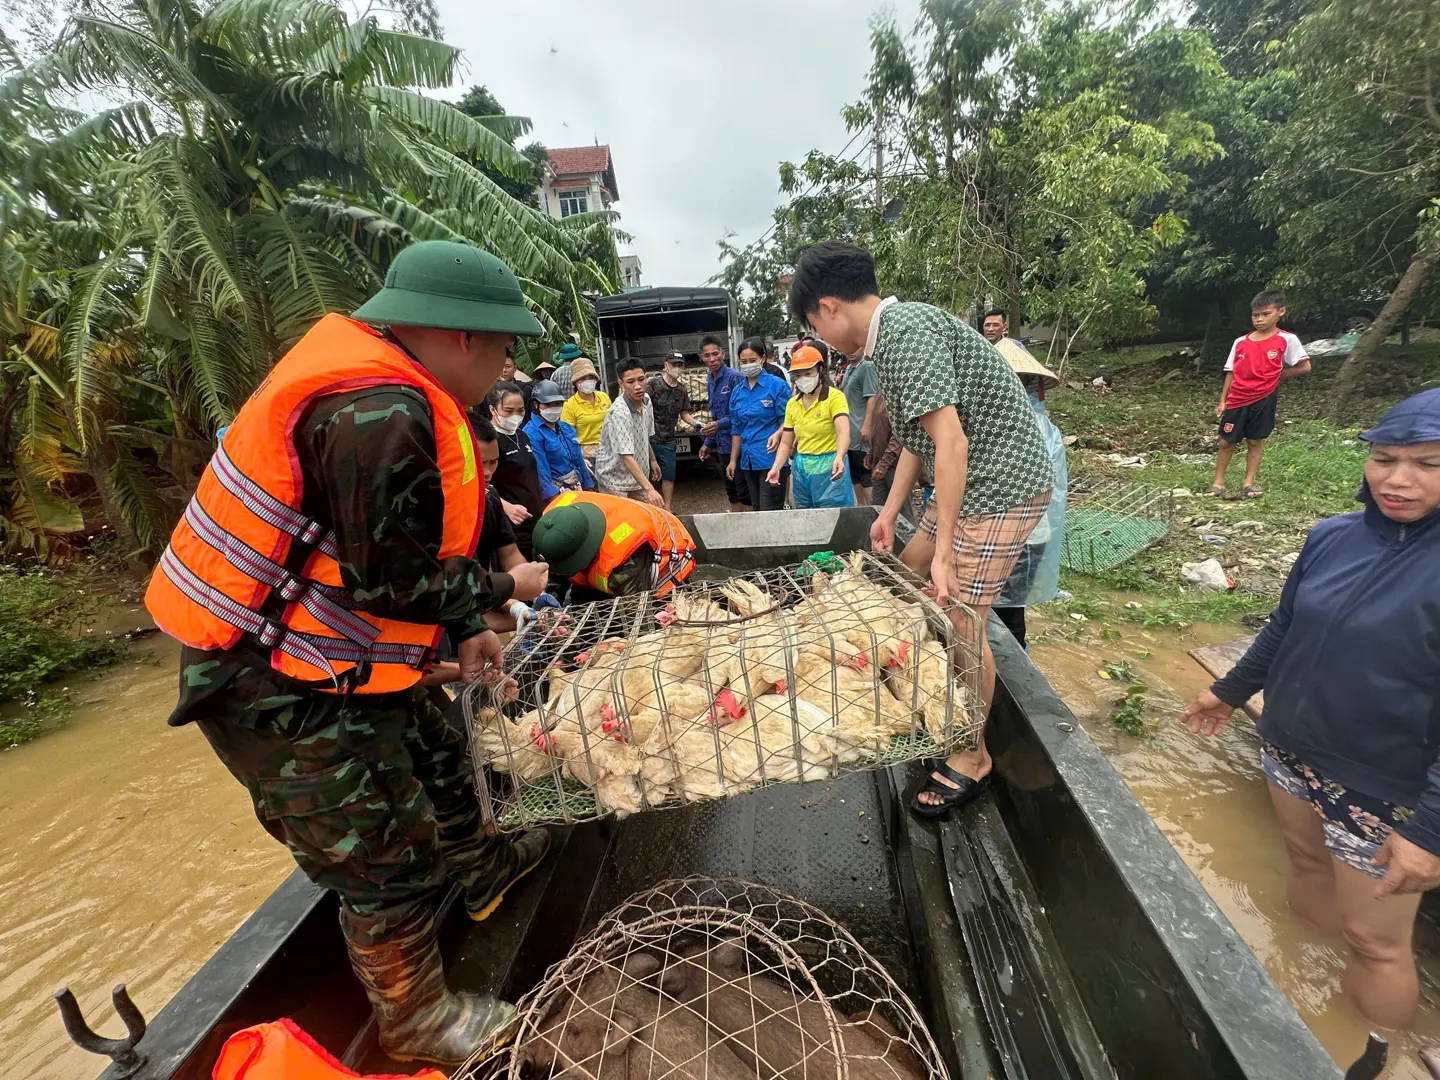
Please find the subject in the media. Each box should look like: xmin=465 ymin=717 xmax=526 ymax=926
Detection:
xmin=993 ymin=337 xmax=1059 ymax=389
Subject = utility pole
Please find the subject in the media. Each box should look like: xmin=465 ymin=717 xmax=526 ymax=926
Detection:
xmin=873 ymin=102 xmax=884 ymax=212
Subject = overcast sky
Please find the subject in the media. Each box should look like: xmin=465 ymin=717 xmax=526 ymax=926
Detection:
xmin=436 ymin=0 xmax=918 ymax=287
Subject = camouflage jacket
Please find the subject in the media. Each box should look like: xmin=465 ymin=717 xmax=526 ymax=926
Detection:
xmin=168 ymin=383 xmax=514 ymax=726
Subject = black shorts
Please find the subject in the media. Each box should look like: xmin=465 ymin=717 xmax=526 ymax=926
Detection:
xmin=847 ymin=449 xmax=872 ymax=485
xmin=1219 ymin=392 xmax=1277 ymax=443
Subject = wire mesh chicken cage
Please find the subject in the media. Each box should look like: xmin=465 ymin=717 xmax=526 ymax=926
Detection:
xmin=462 ymin=552 xmax=983 ymax=832
xmin=1060 ymin=478 xmax=1175 ymax=574
xmin=458 ymin=876 xmax=947 ymax=1080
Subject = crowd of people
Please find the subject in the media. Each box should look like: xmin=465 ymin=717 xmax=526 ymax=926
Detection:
xmin=140 ymin=233 xmax=1440 ymax=1067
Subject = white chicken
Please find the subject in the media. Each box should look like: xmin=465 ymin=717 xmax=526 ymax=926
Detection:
xmin=541 ymin=724 xmax=645 ymax=816
xmin=807 ymin=553 xmax=932 ymax=671
xmin=638 ymin=693 xmax=840 ymax=801
xmin=886 ymin=638 xmax=974 ymax=742
xmin=786 ymin=647 xmax=919 ymax=738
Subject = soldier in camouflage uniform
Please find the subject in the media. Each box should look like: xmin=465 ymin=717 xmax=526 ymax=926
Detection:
xmin=162 ymin=243 xmax=554 ymax=1066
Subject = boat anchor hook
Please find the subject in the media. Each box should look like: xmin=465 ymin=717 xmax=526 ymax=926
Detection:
xmin=54 ymin=984 xmax=148 ymax=1078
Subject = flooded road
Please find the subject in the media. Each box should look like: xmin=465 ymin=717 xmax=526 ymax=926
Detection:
xmin=1029 ymin=611 xmax=1440 ymax=1077
xmin=6 ymin=581 xmax=1439 ymax=1078
xmin=0 ymin=619 xmax=293 ymax=1080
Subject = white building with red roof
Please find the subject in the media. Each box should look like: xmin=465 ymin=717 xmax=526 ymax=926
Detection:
xmin=541 ymin=144 xmax=618 ymax=220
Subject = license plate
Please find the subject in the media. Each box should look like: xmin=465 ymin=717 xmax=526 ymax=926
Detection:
xmin=675 ymin=438 xmax=692 ymax=453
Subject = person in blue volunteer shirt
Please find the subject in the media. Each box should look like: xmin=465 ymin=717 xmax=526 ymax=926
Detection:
xmin=726 ymin=339 xmax=791 ymax=511
xmin=522 ymin=379 xmax=593 ymax=500
xmin=698 ymin=334 xmax=750 ymax=511
xmin=1183 ymin=388 xmax=1440 ymax=1032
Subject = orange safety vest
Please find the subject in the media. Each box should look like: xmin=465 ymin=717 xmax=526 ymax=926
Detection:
xmin=547 ymin=490 xmax=696 ymax=598
xmin=214 ymin=1018 xmax=446 ymax=1080
xmin=145 ymin=314 xmax=483 ymax=694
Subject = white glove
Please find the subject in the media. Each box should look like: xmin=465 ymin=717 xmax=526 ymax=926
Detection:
xmin=508 ymin=599 xmax=538 ymax=632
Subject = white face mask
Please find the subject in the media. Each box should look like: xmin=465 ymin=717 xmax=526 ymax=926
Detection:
xmin=663 ymin=368 xmax=681 ymax=385
xmin=494 ymin=414 xmax=522 ymax=435
xmin=577 ymin=379 xmax=598 ymax=394
xmin=540 ymin=406 xmax=563 ymax=423
xmin=739 ymin=362 xmax=762 ymax=378
xmin=795 ymin=374 xmax=819 ymax=394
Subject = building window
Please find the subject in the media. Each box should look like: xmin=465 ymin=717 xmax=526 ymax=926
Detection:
xmin=558 ymin=189 xmax=588 ymax=217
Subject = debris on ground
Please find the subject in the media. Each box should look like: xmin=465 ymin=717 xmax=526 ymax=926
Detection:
xmin=1180 ymin=558 xmax=1232 ymax=591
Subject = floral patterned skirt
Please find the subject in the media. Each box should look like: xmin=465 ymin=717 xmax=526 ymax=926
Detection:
xmin=1261 ymin=741 xmax=1415 ymax=878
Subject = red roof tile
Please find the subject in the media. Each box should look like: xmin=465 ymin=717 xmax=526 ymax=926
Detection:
xmin=548 ymin=145 xmax=618 ymax=200
xmin=548 ymin=145 xmax=611 ymax=177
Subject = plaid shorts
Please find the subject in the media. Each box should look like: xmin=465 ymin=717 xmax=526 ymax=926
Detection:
xmin=917 ymin=489 xmax=1052 ymax=605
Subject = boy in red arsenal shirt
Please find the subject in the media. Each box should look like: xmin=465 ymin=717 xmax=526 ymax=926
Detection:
xmin=1211 ymin=290 xmax=1312 ymax=498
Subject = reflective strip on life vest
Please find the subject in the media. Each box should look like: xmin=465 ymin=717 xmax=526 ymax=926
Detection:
xmin=211 ymin=445 xmax=341 ymax=561
xmin=182 ymin=498 xmax=380 ymax=649
xmin=158 ymin=549 xmax=428 ymax=681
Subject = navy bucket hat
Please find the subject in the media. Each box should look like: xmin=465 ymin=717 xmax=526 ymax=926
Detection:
xmin=1359 ymin=388 xmax=1440 ymax=446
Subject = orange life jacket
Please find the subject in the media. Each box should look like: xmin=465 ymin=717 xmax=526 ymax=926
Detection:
xmin=145 ymin=314 xmax=483 ymax=694
xmin=213 ymin=1018 xmax=445 ymax=1080
xmin=547 ymin=491 xmax=696 ymax=598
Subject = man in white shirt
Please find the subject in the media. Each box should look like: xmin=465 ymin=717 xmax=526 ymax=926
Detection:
xmin=594 ymin=358 xmax=664 ymax=506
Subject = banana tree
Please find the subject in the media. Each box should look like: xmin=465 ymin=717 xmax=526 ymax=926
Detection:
xmin=3 ymin=0 xmax=621 ymax=555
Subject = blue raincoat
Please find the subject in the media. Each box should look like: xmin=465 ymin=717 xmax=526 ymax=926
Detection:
xmin=997 ymin=392 xmax=1067 ymax=608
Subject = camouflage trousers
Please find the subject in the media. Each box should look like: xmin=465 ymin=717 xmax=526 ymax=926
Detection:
xmin=197 ymin=683 xmax=507 ymax=945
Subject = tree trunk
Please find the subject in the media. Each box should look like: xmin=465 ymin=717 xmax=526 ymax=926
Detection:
xmin=1325 ymin=243 xmax=1440 ymax=420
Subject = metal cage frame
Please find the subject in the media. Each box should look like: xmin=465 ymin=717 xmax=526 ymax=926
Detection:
xmin=462 ymin=553 xmax=983 ymax=832
xmin=459 ymin=877 xmax=948 ymax=1080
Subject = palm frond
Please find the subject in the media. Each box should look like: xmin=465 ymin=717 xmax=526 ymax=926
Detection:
xmin=60 ymin=241 xmax=134 ymax=449
xmin=241 ymin=203 xmax=365 ymax=344
xmin=27 ymin=103 xmax=157 ymax=183
xmin=141 ymin=137 xmax=248 ymax=317
xmin=107 ymin=452 xmax=171 ymax=552
xmin=12 ymin=455 xmax=84 ymax=534
xmin=34 ymin=16 xmax=233 ymax=119
xmin=465 ymin=112 xmax=532 ymax=144
xmin=364 ymin=85 xmax=532 ymax=177
xmin=196 ymin=0 xmax=346 ymax=70
xmin=347 ymin=26 xmax=462 ymax=89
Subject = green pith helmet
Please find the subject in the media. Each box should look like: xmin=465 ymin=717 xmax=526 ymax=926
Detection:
xmin=533 ymin=501 xmax=607 ymax=577
xmin=352 ymin=241 xmax=544 ymax=337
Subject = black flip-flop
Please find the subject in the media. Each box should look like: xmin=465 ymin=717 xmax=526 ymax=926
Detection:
xmin=910 ymin=762 xmax=991 ymax=819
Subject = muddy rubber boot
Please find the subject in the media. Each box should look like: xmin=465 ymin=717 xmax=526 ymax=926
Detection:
xmin=342 ymin=904 xmax=516 ymax=1066
xmin=463 ymin=827 xmax=553 ymax=921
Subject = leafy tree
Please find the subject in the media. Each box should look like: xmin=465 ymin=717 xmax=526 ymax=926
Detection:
xmin=720 ymin=1 xmax=1225 ymax=353
xmin=0 ymin=0 xmax=620 ymax=558
xmin=1254 ymin=0 xmax=1440 ymax=416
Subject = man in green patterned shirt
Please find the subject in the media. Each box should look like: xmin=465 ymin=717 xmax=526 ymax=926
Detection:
xmin=789 ymin=241 xmax=1052 ymax=817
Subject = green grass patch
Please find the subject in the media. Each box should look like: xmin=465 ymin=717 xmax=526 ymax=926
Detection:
xmin=0 ymin=566 xmax=130 ymax=750
xmin=1038 ymin=338 xmax=1440 ymax=619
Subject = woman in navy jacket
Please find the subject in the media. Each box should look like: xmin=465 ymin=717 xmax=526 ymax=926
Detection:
xmin=1183 ymin=388 xmax=1440 ymax=1030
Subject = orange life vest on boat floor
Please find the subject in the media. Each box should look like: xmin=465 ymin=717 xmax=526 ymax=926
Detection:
xmin=213 ymin=1018 xmax=445 ymax=1080
xmin=546 ymin=491 xmax=696 ymax=598
xmin=145 ymin=314 xmax=483 ymax=694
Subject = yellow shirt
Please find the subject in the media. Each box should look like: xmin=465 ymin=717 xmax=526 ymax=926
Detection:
xmin=784 ymin=389 xmax=849 ymax=455
xmin=561 ymin=391 xmax=612 ymax=446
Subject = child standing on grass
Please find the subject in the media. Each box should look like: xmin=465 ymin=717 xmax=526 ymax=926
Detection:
xmin=1211 ymin=290 xmax=1312 ymax=498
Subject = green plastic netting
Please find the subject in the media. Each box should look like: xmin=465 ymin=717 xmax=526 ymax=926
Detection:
xmin=1060 ymin=480 xmax=1174 ymax=574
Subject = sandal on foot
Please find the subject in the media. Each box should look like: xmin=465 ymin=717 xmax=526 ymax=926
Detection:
xmin=910 ymin=762 xmax=991 ymax=819
xmin=1242 ymin=485 xmax=1263 ymax=499
xmin=1207 ymin=485 xmax=1226 ymax=497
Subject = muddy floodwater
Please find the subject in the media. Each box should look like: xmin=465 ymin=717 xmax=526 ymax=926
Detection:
xmin=5 ymin=591 xmax=1439 ymax=1079
xmin=0 ymin=621 xmax=293 ymax=1080
xmin=1030 ymin=611 xmax=1440 ymax=1077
